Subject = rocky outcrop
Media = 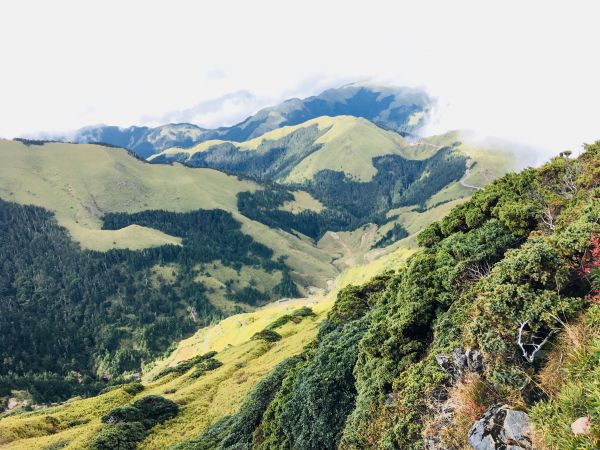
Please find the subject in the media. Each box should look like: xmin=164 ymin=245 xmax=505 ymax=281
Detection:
xmin=467 ymin=404 xmax=532 ymax=449
xmin=435 ymin=347 xmax=486 ymax=379
xmin=423 ymin=347 xmax=489 ymax=449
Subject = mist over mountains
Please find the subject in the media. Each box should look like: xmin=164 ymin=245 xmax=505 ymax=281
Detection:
xmin=57 ymin=84 xmax=433 ymax=158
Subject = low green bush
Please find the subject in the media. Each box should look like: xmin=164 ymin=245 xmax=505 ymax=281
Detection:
xmin=251 ymin=329 xmax=282 ymax=342
xmin=90 ymin=422 xmax=147 ymax=450
xmin=94 ymin=395 xmax=179 ymax=449
xmin=102 ymin=405 xmax=143 ymax=425
xmin=152 ymin=351 xmax=218 ymax=380
xmin=122 ymin=382 xmax=144 ymax=395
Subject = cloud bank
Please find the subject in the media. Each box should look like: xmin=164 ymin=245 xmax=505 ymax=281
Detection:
xmin=1 ymin=0 xmax=598 ymax=158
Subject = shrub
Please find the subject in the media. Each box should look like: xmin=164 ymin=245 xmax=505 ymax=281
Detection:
xmin=122 ymin=382 xmax=144 ymax=395
xmin=101 ymin=405 xmax=143 ymax=425
xmin=152 ymin=351 xmax=218 ymax=380
xmin=89 ymin=422 xmax=146 ymax=450
xmin=252 ymin=329 xmax=282 ymax=342
xmin=267 ymin=307 xmax=315 ymax=330
xmin=132 ymin=395 xmax=179 ymax=429
xmin=189 ymin=358 xmax=223 ymax=379
xmin=291 ymin=306 xmax=315 ymax=318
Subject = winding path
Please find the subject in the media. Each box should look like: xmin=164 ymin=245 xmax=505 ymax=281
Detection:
xmin=459 ymin=162 xmax=483 ymax=190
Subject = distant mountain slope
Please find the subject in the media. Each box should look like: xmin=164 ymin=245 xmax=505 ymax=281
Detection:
xmin=61 ymin=84 xmax=432 ymax=158
xmin=152 ymin=118 xmax=520 ymax=248
xmin=0 ymin=139 xmax=337 ymax=290
xmin=151 ymin=116 xmax=439 ymax=183
xmin=207 ymin=83 xmax=432 ymax=142
xmin=7 ymin=143 xmax=597 ymax=450
xmin=70 ymin=123 xmax=210 ymax=159
xmin=0 ymin=139 xmax=344 ymax=404
xmin=0 ymin=131 xmax=520 ymax=411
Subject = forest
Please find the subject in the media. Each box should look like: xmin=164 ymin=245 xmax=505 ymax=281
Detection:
xmin=238 ymin=147 xmax=465 ymax=241
xmin=0 ymin=203 xmax=296 ymax=403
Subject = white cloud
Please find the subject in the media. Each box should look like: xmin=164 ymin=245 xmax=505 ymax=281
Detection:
xmin=0 ymin=0 xmax=599 ymax=156
xmin=151 ymin=91 xmax=259 ymax=128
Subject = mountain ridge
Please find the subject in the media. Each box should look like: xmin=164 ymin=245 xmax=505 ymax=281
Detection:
xmin=55 ymin=84 xmax=432 ymax=158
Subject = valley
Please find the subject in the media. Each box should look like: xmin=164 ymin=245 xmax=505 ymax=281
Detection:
xmin=1 ymin=82 xmax=596 ymax=450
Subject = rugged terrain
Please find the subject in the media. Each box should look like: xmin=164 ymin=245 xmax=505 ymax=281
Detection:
xmin=2 ymin=141 xmax=598 ymax=450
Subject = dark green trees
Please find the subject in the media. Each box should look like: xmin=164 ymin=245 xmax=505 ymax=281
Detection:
xmin=92 ymin=395 xmax=179 ymax=449
xmin=0 ymin=201 xmax=297 ymax=402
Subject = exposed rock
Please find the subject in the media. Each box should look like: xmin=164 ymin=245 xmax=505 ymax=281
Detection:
xmin=468 ymin=404 xmax=532 ymax=449
xmin=467 ymin=349 xmax=486 ymax=374
xmin=571 ymin=416 xmax=591 ymax=435
xmin=436 ymin=347 xmax=486 ymax=378
xmin=453 ymin=347 xmax=469 ymax=372
xmin=385 ymin=392 xmax=398 ymax=406
xmin=435 ymin=354 xmax=455 ymax=376
xmin=1 ymin=390 xmax=33 ymax=412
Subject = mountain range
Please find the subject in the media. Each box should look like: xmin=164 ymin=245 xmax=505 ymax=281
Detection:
xmin=62 ymin=84 xmax=433 ymax=158
xmin=1 ymin=83 xmax=596 ymax=450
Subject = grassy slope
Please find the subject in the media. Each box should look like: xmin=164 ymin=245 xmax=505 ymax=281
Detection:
xmin=0 ymin=139 xmax=338 ymax=290
xmin=325 ymin=197 xmax=470 ymax=289
xmin=150 ymin=127 xmax=521 ymax=284
xmin=193 ymin=262 xmax=283 ymax=312
xmin=279 ymin=190 xmax=324 ymax=214
xmin=152 ymin=123 xmax=518 ymax=209
xmin=422 ymin=130 xmax=523 ymax=207
xmin=152 ymin=116 xmax=437 ymax=183
xmin=0 ymin=299 xmax=332 ymax=450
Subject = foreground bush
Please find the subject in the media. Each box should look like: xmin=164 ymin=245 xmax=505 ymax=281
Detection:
xmin=90 ymin=422 xmax=147 ymax=450
xmin=93 ymin=395 xmax=179 ymax=449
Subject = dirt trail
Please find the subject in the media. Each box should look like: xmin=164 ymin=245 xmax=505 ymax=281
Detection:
xmin=459 ymin=162 xmax=483 ymax=190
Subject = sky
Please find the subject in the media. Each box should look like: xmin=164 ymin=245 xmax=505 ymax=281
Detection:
xmin=1 ymin=0 xmax=599 ymax=155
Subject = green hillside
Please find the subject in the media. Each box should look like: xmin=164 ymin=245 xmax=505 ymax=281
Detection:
xmin=151 ymin=118 xmax=519 ymax=248
xmin=0 ymin=300 xmax=333 ymax=449
xmin=151 ymin=116 xmax=442 ymax=183
xmin=188 ymin=140 xmax=596 ymax=450
xmin=0 ymin=139 xmax=338 ymax=289
xmin=0 ymin=130 xmax=518 ymax=405
xmin=3 ymin=142 xmax=597 ymax=450
xmin=0 ymin=139 xmax=340 ymax=405
xmin=67 ymin=84 xmax=432 ymax=158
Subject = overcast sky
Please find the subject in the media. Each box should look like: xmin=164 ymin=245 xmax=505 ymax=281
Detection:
xmin=1 ymin=0 xmax=598 ymax=154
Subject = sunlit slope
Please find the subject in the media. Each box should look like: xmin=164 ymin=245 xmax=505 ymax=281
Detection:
xmin=153 ymin=120 xmax=521 ymax=196
xmin=153 ymin=116 xmax=440 ymax=183
xmin=422 ymin=130 xmax=524 ymax=196
xmin=0 ymin=237 xmax=420 ymax=449
xmin=0 ymin=300 xmax=330 ymax=450
xmin=0 ymin=139 xmax=338 ymax=287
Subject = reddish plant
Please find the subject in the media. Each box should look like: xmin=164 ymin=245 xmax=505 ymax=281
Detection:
xmin=581 ymin=233 xmax=600 ymax=302
xmin=466 ymin=399 xmax=487 ymax=421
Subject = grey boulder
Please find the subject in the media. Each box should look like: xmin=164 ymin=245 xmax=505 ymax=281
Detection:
xmin=468 ymin=404 xmax=532 ymax=449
